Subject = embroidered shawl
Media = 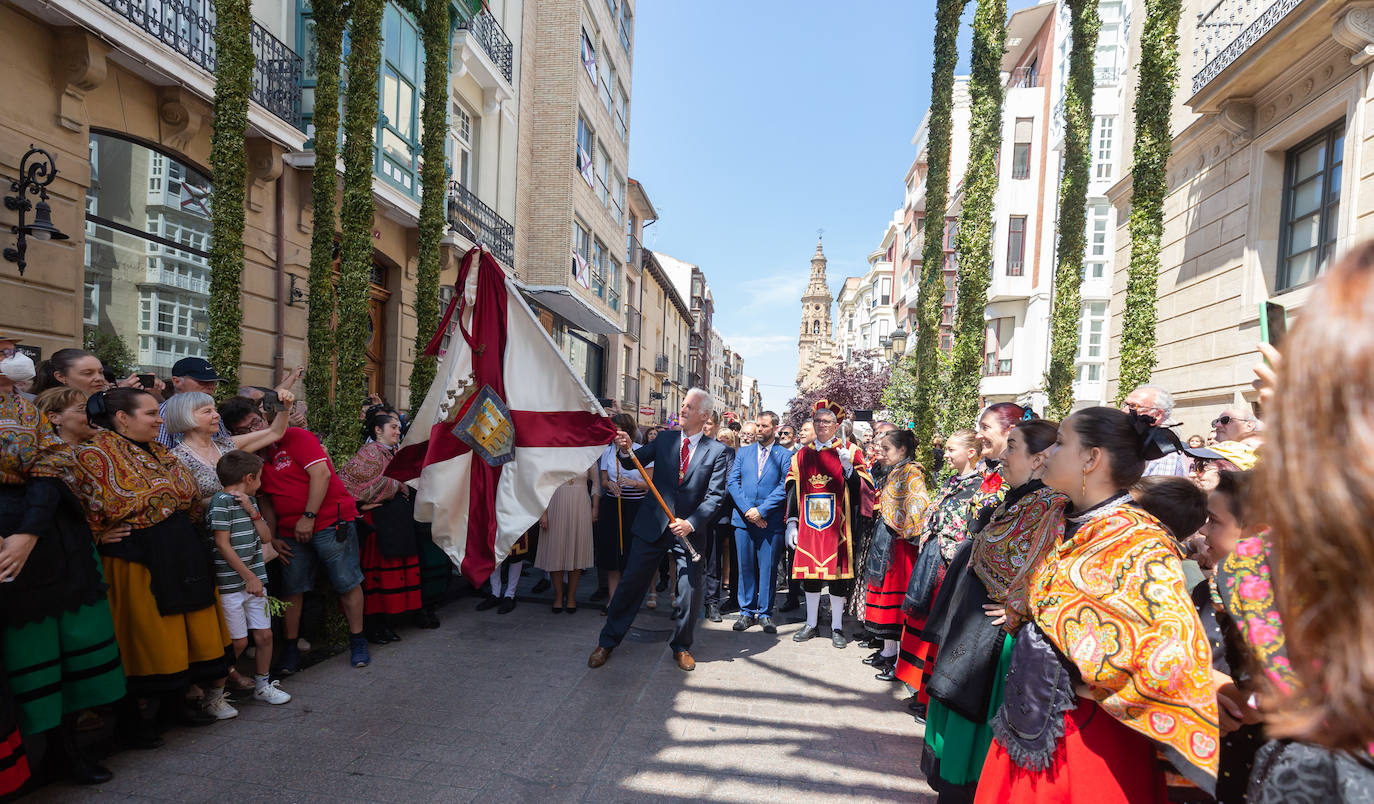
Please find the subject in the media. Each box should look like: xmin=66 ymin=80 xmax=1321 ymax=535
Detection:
xmin=340 ymin=441 xmax=404 ymax=506
xmin=970 ymin=484 xmax=1066 ymax=629
xmin=1215 ymin=533 xmax=1297 ymax=696
xmin=877 ymin=461 xmax=930 ymax=542
xmin=1029 ymin=503 xmax=1220 ymax=791
xmin=919 ymin=470 xmax=983 ymax=562
xmin=0 ymin=392 xmax=71 ymax=485
xmin=72 ymin=430 xmax=202 ymax=533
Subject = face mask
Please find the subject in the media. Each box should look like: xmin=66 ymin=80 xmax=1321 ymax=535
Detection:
xmin=0 ymin=353 xmax=35 ymax=383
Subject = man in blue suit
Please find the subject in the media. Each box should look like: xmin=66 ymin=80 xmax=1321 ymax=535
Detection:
xmin=725 ymin=411 xmax=790 ymax=634
xmin=589 ymin=389 xmax=731 ymax=672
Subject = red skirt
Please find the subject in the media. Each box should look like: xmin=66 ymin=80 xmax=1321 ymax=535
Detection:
xmin=865 ymin=538 xmax=917 ymax=638
xmin=975 ymin=699 xmax=1168 ymax=804
xmin=360 ymin=513 xmax=422 ymax=616
xmin=0 ymin=727 xmax=26 ymax=797
xmin=894 ymin=577 xmax=942 ymax=703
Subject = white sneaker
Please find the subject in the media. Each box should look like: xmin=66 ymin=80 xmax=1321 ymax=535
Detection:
xmin=203 ymin=693 xmax=239 ymax=720
xmin=254 ymin=680 xmax=292 ymax=705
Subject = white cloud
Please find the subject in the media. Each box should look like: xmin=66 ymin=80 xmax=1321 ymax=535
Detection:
xmin=722 ymin=334 xmax=796 ymax=357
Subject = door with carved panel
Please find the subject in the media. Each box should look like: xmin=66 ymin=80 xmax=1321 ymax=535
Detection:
xmin=364 ymin=264 xmax=390 ymax=398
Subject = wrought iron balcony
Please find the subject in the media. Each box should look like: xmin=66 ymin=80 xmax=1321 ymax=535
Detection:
xmin=625 ymin=305 xmax=641 ymax=340
xmin=447 ymin=181 xmax=514 ymax=267
xmin=1192 ymin=0 xmax=1301 ymax=94
xmin=1007 ymin=67 xmax=1041 ymax=88
xmin=458 ymin=9 xmax=513 ymax=84
xmin=676 ymin=365 xmax=687 ymax=387
xmin=94 ymin=0 xmax=303 ymax=127
xmin=1094 ymin=65 xmax=1119 ymax=85
xmin=653 ymin=354 xmax=669 ymax=375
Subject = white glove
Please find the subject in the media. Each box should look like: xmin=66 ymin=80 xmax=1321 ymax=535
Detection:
xmin=786 ymin=519 xmax=799 ymax=549
xmin=838 ymin=448 xmax=854 ymax=477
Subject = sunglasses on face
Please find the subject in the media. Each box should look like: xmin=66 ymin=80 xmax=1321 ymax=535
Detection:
xmin=1189 ymin=460 xmax=1218 ymax=474
xmin=1211 ymin=415 xmax=1250 ymax=427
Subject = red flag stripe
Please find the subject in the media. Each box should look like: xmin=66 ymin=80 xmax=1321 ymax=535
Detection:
xmin=511 ymin=410 xmax=616 ymax=448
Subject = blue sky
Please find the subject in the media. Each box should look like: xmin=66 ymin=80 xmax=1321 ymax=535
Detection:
xmin=629 ymin=1 xmax=968 ymax=413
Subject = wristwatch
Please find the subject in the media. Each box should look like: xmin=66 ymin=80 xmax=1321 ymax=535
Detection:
xmin=301 ymin=511 xmax=317 ymax=520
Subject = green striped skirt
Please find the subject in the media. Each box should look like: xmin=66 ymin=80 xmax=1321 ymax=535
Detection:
xmin=2 ymin=597 xmax=125 ymax=734
xmin=922 ymin=629 xmax=1015 ymax=786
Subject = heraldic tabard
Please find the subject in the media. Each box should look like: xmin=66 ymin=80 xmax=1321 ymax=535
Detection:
xmin=787 ymin=444 xmax=859 ymax=581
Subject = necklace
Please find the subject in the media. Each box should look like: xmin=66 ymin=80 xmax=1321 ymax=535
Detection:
xmin=181 ymin=434 xmax=223 ymax=467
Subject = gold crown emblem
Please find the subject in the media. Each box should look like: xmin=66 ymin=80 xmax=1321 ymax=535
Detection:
xmin=808 ymin=472 xmax=831 ymax=487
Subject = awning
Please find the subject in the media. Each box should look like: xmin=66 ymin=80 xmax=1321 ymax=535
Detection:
xmin=518 ymin=285 xmax=622 ymax=335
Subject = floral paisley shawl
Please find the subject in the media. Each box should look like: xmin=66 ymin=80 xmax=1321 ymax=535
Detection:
xmin=72 ymin=430 xmax=201 ymax=534
xmin=1029 ymin=503 xmax=1220 ymax=791
xmin=877 ymin=461 xmax=931 ymax=541
xmin=970 ymin=484 xmax=1067 ymax=630
xmin=0 ymin=392 xmax=71 ymax=485
xmin=1215 ymin=533 xmax=1297 ymax=696
xmin=919 ymin=471 xmax=984 ymax=561
xmin=340 ymin=441 xmax=404 ymax=506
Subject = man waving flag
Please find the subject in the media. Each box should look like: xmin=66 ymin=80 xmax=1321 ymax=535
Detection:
xmin=388 ymin=247 xmax=617 ymax=588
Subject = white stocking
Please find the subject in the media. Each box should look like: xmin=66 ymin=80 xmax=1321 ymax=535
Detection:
xmin=503 ymin=561 xmax=523 ymax=598
xmin=804 ymin=591 xmax=822 ymax=628
xmin=829 ymin=595 xmax=845 ymax=632
xmin=881 ymin=638 xmax=899 ymax=658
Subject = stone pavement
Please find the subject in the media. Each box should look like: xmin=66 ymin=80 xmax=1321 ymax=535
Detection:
xmin=32 ymin=587 xmax=936 ymax=803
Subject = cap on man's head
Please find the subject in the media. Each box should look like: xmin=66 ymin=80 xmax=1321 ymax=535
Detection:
xmin=1183 ymin=441 xmax=1258 ymax=471
xmin=171 ymin=357 xmax=228 ymax=383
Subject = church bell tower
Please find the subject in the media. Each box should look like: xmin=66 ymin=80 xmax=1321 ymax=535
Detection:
xmin=796 ymin=238 xmax=835 ymax=389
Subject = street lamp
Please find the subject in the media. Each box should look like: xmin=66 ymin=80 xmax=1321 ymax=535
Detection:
xmin=890 ymin=327 xmax=908 ymax=359
xmin=4 ymin=146 xmax=70 ymax=277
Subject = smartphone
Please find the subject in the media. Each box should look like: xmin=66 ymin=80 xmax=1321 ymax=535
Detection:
xmin=137 ymin=373 xmax=156 ymax=389
xmin=261 ymin=389 xmax=283 ymax=414
xmin=1259 ymin=301 xmax=1287 ymax=348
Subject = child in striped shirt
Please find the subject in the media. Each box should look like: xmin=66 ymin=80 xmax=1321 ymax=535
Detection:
xmin=210 ymin=450 xmax=292 ymax=705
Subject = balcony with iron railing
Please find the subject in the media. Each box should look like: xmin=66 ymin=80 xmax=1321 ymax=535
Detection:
xmin=624 ymin=305 xmax=641 ymax=340
xmin=1190 ymin=0 xmax=1310 ymax=97
xmin=653 ymin=354 xmax=669 ymax=375
xmin=94 ymin=0 xmax=303 ymax=126
xmin=457 ymin=8 xmax=514 ymax=84
xmin=447 ymin=181 xmax=514 ymax=267
xmin=1095 ymin=65 xmax=1119 ymax=85
xmin=1007 ymin=66 xmax=1042 ymax=88
xmin=676 ymin=365 xmax=687 ymax=387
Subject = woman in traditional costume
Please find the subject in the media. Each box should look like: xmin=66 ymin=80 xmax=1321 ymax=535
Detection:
xmin=975 ymin=407 xmax=1219 ymax=803
xmin=919 ymin=419 xmax=1065 ymax=802
xmin=861 ymin=428 xmax=930 ymax=679
xmin=893 ymin=429 xmax=981 ymax=716
xmin=0 ymin=368 xmax=124 ymax=785
xmin=341 ymin=409 xmax=422 ymax=644
xmin=70 ymin=388 xmax=234 ymax=739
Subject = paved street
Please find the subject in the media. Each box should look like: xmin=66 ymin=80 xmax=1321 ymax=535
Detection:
xmin=31 ymin=586 xmax=935 ymax=803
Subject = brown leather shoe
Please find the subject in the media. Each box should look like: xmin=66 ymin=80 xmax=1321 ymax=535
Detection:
xmin=588 ymin=646 xmax=611 ymax=668
xmin=674 ymin=650 xmax=695 ymax=671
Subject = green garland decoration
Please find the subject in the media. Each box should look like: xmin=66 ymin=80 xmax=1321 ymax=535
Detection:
xmin=1044 ymin=0 xmax=1100 ymax=418
xmin=908 ymin=0 xmax=968 ymax=483
xmin=947 ymin=0 xmax=1006 ymax=427
xmin=329 ymin=0 xmax=384 ymax=461
xmin=407 ymin=0 xmax=452 ymax=408
xmin=206 ymin=0 xmax=254 ymax=398
xmin=306 ymin=0 xmax=347 ymax=440
xmin=1118 ymin=0 xmax=1181 ymax=403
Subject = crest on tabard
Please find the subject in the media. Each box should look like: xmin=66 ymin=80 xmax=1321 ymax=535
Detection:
xmin=807 ymin=472 xmax=832 ymax=488
xmin=804 ymin=493 xmax=836 ymax=530
xmin=452 ymin=385 xmax=516 ymax=467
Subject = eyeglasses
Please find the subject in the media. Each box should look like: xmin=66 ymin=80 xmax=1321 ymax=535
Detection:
xmin=1210 ymin=415 xmax=1253 ymax=427
xmin=0 ymin=348 xmax=14 ymax=358
xmin=1189 ymin=460 xmax=1217 ymax=474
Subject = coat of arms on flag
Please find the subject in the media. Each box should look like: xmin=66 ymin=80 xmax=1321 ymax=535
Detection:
xmin=386 ymin=248 xmax=617 ymax=587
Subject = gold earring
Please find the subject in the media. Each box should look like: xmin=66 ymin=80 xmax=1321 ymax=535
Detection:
xmin=1081 ymin=467 xmax=1088 ymax=496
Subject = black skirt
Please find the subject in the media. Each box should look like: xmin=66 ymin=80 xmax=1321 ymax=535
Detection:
xmin=593 ymin=495 xmax=641 ymax=572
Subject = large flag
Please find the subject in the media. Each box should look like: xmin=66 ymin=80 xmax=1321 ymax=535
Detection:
xmin=388 ymin=248 xmax=617 ymax=588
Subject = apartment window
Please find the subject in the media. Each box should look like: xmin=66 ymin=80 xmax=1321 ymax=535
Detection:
xmin=984 ymin=317 xmax=1014 ymax=376
xmin=1279 ymin=122 xmax=1344 ymax=290
xmin=591 ymin=239 xmax=607 ymax=299
xmin=608 ymin=258 xmax=621 ymax=311
xmin=612 ymin=171 xmax=626 ymax=225
xmin=619 ymin=3 xmax=632 ymax=51
xmin=1011 ymin=117 xmax=1033 ymax=180
xmin=1006 ymin=215 xmax=1026 ymax=276
xmin=573 ymin=221 xmax=592 ymax=288
xmin=596 ymin=144 xmax=611 ymax=204
xmin=378 ymin=4 xmax=423 ymax=195
xmin=944 ymin=217 xmax=958 ymax=249
xmin=606 ymin=0 xmax=618 ymax=15
xmin=880 ymin=277 xmax=892 ymax=305
xmin=576 ymin=113 xmax=594 ymax=187
xmin=1090 ymin=203 xmax=1109 ymax=257
xmin=1076 ymin=301 xmax=1108 ymax=382
xmin=940 ymin=333 xmax=953 ymax=352
xmin=447 ymin=99 xmax=476 ymax=188
xmin=1083 ymin=261 xmax=1107 ymax=280
xmin=1094 ymin=116 xmax=1115 ymax=180
xmin=614 ymin=83 xmax=628 ymax=142
xmin=581 ymin=29 xmax=597 ymax=83
xmin=600 ymin=56 xmax=615 ymax=117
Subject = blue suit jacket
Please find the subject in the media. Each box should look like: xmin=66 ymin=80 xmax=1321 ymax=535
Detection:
xmin=623 ymin=431 xmax=730 ymax=547
xmin=726 ymin=442 xmax=790 ymax=532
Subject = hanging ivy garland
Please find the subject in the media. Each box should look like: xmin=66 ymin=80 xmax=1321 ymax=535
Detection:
xmin=206 ymin=0 xmax=254 ymax=397
xmin=407 ymin=0 xmax=452 ymax=407
xmin=306 ymin=0 xmax=347 ymax=440
xmin=1118 ymin=0 xmax=1181 ymax=403
xmin=946 ymin=0 xmax=1007 ymax=427
xmin=1044 ymin=0 xmax=1100 ymax=419
xmin=329 ymin=0 xmax=384 ymax=461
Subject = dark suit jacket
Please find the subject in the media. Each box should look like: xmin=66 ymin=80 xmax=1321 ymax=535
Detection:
xmin=725 ymin=442 xmax=791 ymax=532
xmin=621 ymin=431 xmax=730 ymax=546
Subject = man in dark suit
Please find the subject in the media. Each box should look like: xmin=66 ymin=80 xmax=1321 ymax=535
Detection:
xmin=589 ymin=389 xmax=731 ymax=672
xmin=725 ymin=411 xmax=790 ymax=634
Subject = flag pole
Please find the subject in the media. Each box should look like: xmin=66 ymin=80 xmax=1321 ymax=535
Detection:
xmin=623 ymin=449 xmax=702 ymax=563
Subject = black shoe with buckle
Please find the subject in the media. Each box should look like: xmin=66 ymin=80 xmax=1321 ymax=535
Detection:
xmin=792 ymin=624 xmax=818 ymax=642
xmin=831 ymin=630 xmax=849 ymax=649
